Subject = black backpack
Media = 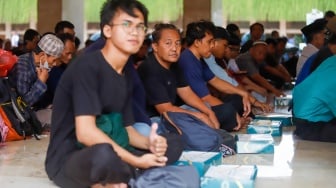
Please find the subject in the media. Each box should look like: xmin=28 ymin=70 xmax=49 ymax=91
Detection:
xmin=0 ymin=78 xmax=42 ymax=139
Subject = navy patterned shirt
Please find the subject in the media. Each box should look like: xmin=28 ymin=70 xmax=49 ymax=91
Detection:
xmin=8 ymin=52 xmax=47 ymax=106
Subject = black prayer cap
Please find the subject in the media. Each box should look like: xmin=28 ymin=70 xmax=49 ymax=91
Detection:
xmin=301 ymin=18 xmax=327 ymax=38
xmin=213 ymin=26 xmax=230 ymax=40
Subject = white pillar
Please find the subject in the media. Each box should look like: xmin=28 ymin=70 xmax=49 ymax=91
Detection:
xmin=279 ymin=20 xmax=286 ymax=37
xmin=62 ymin=0 xmax=85 ymax=48
xmin=211 ymin=0 xmax=225 ymax=27
xmin=5 ymin=22 xmax=11 ymax=39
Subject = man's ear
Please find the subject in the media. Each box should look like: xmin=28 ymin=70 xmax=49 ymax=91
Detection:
xmin=102 ymin=25 xmax=112 ymax=38
xmin=37 ymin=51 xmax=46 ymax=58
xmin=194 ymin=39 xmax=201 ymax=48
xmin=152 ymin=43 xmax=158 ymax=53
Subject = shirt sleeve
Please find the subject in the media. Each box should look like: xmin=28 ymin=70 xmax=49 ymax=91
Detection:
xmin=205 ymin=58 xmax=239 ymax=86
xmin=178 ymin=52 xmax=214 ymax=98
xmin=15 ymin=61 xmax=47 ymax=106
xmin=236 ymin=55 xmax=259 ymax=77
xmin=72 ymin=60 xmax=101 ymax=117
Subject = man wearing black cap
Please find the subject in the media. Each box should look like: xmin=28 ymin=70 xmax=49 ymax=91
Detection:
xmin=310 ymin=16 xmax=336 ymax=72
xmin=296 ymin=18 xmax=327 ymax=75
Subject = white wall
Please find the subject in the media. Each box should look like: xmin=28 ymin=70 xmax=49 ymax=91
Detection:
xmin=62 ymin=0 xmax=85 ymax=48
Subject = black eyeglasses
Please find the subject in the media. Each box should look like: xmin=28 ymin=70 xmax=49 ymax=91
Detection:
xmin=229 ymin=46 xmax=240 ymax=52
xmin=109 ymin=21 xmax=147 ymax=36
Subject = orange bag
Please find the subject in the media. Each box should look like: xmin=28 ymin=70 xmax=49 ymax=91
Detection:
xmin=0 ymin=106 xmax=24 ymax=141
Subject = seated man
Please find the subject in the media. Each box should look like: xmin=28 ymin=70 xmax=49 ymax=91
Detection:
xmin=203 ymin=26 xmax=271 ymax=112
xmin=36 ymin=33 xmax=76 ymax=109
xmin=8 ymin=34 xmax=64 ymax=107
xmin=179 ymin=20 xmax=251 ymax=132
xmin=226 ymin=34 xmax=269 ymax=101
xmin=293 ymin=55 xmax=336 ymax=142
xmin=236 ymin=41 xmax=285 ymax=97
xmin=296 ymin=18 xmax=326 ymax=75
xmin=260 ymin=38 xmax=291 ymax=89
xmin=297 ymin=18 xmax=336 ymax=85
xmin=138 ymin=23 xmax=219 ymax=130
xmin=45 ymin=1 xmax=183 ymax=187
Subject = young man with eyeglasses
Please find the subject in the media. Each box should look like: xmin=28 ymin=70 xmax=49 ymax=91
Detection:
xmin=45 ymin=1 xmax=184 ymax=187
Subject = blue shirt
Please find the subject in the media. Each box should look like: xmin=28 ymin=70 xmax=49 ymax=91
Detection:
xmin=8 ymin=52 xmax=47 ymax=106
xmin=293 ymin=55 xmax=336 ymax=122
xmin=204 ymin=55 xmax=239 ymax=86
xmin=295 ymin=52 xmax=317 ymax=86
xmin=178 ymin=49 xmax=215 ymax=98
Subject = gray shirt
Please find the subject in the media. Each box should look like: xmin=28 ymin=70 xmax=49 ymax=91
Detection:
xmin=236 ymin=52 xmax=260 ymax=77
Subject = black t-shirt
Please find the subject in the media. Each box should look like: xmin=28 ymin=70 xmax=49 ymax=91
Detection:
xmin=265 ymin=54 xmax=279 ymax=67
xmin=45 ymin=50 xmax=134 ymax=179
xmin=137 ymin=53 xmax=188 ymax=117
xmin=240 ymin=40 xmax=254 ymax=54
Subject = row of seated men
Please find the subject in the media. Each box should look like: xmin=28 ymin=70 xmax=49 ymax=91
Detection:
xmin=5 ymin=1 xmax=336 ymax=186
xmin=7 ymin=12 xmax=336 ymax=141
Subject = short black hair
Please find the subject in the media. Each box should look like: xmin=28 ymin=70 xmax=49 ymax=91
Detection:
xmin=54 ymin=20 xmax=75 ymax=34
xmin=276 ymin=37 xmax=288 ymax=45
xmin=325 ymin=10 xmax=336 ymax=19
xmin=226 ymin=23 xmax=239 ymax=36
xmin=75 ymin=37 xmax=81 ymax=49
xmin=56 ymin=33 xmax=75 ymax=44
xmin=228 ymin=34 xmax=241 ymax=46
xmin=265 ymin=38 xmax=277 ymax=46
xmin=23 ymin=29 xmax=40 ymax=45
xmin=213 ymin=26 xmax=230 ymax=41
xmin=185 ymin=20 xmax=216 ymax=46
xmin=250 ymin=22 xmax=264 ymax=32
xmin=100 ymin=0 xmax=148 ymax=38
xmin=152 ymin=23 xmax=180 ymax=43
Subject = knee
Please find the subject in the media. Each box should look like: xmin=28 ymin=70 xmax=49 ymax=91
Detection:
xmin=160 ymin=133 xmax=183 ymax=164
xmin=90 ymin=144 xmax=131 ymax=183
xmin=90 ymin=144 xmax=125 ymax=167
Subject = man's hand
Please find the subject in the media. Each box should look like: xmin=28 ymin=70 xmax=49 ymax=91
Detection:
xmin=149 ymin=123 xmax=167 ymax=157
xmin=254 ymin=101 xmax=273 ymax=113
xmin=208 ymin=111 xmax=220 ymax=129
xmin=241 ymin=93 xmax=251 ymax=117
xmin=136 ymin=153 xmax=168 ymax=169
xmin=233 ymin=113 xmax=242 ymax=131
xmin=192 ymin=112 xmax=217 ymax=129
xmin=36 ymin=68 xmax=49 ymax=83
xmin=274 ymin=89 xmax=286 ymax=97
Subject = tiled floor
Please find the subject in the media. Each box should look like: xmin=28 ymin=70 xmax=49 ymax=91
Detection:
xmin=1 ymin=127 xmax=336 ymax=188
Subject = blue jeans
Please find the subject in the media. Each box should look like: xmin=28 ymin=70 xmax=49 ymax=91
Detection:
xmin=132 ymin=122 xmax=151 ymax=137
xmin=132 ymin=117 xmax=167 ymax=136
xmin=150 ymin=116 xmax=167 ymax=134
